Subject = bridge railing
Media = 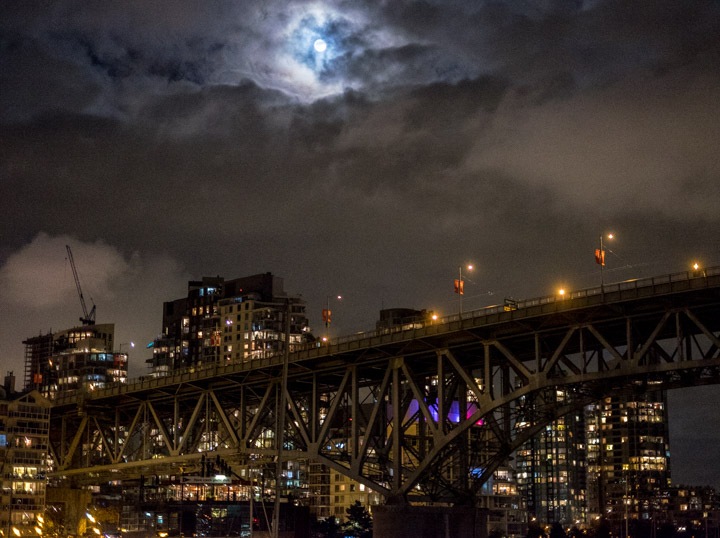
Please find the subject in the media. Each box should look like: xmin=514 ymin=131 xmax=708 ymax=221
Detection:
xmin=52 ymin=266 xmax=719 ymax=403
xmin=326 ymin=265 xmax=719 ymax=346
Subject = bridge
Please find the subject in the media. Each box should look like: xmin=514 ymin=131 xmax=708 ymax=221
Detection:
xmin=48 ymin=267 xmax=720 ymax=504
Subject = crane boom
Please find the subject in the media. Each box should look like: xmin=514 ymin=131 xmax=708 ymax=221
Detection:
xmin=66 ymin=245 xmax=96 ymax=325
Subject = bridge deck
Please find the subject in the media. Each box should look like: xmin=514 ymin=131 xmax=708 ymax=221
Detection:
xmin=51 ymin=266 xmax=720 ymax=411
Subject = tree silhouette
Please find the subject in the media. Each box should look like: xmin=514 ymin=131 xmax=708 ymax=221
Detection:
xmin=550 ymin=521 xmax=567 ymax=538
xmin=343 ymin=501 xmax=373 ymax=538
xmin=527 ymin=520 xmax=547 ymax=538
xmin=589 ymin=517 xmax=611 ymax=538
xmin=312 ymin=515 xmax=342 ymax=538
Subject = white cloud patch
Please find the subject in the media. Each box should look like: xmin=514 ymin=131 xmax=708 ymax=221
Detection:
xmin=0 ymin=232 xmax=128 ymax=309
xmin=0 ymin=234 xmax=189 ymax=378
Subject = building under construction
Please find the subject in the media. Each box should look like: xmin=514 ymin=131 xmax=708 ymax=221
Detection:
xmin=22 ymin=324 xmax=127 ymax=398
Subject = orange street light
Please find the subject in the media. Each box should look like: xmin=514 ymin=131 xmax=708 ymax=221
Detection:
xmin=596 ymin=233 xmax=615 ymax=293
xmin=323 ymin=295 xmax=342 ymax=340
xmin=456 ymin=264 xmax=474 ymax=315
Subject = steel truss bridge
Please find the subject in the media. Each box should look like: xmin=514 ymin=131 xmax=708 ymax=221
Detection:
xmin=49 ymin=268 xmax=720 ymax=503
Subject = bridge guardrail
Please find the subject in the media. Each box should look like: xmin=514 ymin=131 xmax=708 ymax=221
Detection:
xmin=51 ymin=266 xmax=719 ymax=404
xmin=324 ymin=266 xmax=719 ymax=346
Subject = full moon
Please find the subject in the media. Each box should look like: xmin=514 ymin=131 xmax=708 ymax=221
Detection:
xmin=314 ymin=39 xmax=327 ymax=52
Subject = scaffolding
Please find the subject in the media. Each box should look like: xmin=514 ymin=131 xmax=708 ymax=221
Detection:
xmin=22 ymin=332 xmax=54 ymax=391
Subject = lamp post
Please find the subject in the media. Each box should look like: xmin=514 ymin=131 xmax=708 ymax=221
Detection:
xmin=455 ymin=264 xmax=473 ymax=315
xmin=270 ymin=298 xmax=301 ymax=538
xmin=323 ymin=295 xmax=342 ymax=341
xmin=597 ymin=234 xmax=614 ymax=295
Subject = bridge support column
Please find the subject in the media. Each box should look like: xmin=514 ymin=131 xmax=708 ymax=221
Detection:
xmin=373 ymin=505 xmax=488 ymax=538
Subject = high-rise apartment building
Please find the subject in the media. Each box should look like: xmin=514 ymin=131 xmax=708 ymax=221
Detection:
xmin=22 ymin=324 xmax=127 ymax=398
xmin=586 ymin=392 xmax=671 ymax=530
xmin=516 ymin=390 xmax=670 ymax=529
xmin=148 ymin=273 xmax=309 ymax=375
xmin=516 ymin=399 xmax=587 ymax=526
xmin=0 ymin=374 xmax=51 ymax=537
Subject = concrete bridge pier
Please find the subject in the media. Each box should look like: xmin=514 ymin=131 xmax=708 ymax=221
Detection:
xmin=373 ymin=504 xmax=488 ymax=538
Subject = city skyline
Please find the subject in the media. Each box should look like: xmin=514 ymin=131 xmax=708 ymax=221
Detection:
xmin=1 ymin=1 xmax=719 ymax=491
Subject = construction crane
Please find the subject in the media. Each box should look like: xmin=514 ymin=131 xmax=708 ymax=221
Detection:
xmin=66 ymin=244 xmax=96 ymax=326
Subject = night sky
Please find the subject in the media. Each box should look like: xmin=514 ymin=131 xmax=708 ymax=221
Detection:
xmin=1 ymin=1 xmax=719 ymax=488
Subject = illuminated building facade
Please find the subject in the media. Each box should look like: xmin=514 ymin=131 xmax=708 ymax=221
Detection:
xmin=305 ymin=462 xmax=382 ymax=522
xmin=22 ymin=324 xmax=127 ymax=398
xmin=478 ymin=466 xmax=527 ymax=538
xmin=328 ymin=470 xmax=382 ymax=521
xmin=148 ymin=276 xmax=223 ymax=374
xmin=0 ymin=379 xmax=51 ymax=537
xmin=658 ymin=485 xmax=720 ymax=535
xmin=586 ymin=392 xmax=671 ymax=531
xmin=115 ymin=461 xmax=311 ymax=535
xmin=516 ymin=391 xmax=587 ymax=526
xmin=218 ymin=293 xmax=308 ymax=362
xmin=148 ymin=273 xmax=309 ymax=375
xmin=515 ymin=388 xmax=671 ymax=529
xmin=308 ymin=463 xmax=331 ymax=519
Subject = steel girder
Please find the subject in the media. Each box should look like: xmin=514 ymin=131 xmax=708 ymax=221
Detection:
xmin=48 ymin=278 xmax=720 ymax=503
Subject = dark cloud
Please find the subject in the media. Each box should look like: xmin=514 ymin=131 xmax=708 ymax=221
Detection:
xmin=0 ymin=36 xmax=102 ymax=122
xmin=1 ymin=0 xmax=719 ymax=488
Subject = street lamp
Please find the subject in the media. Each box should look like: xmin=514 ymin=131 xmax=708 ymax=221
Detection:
xmin=268 ymin=298 xmax=296 ymax=538
xmin=323 ymin=295 xmax=342 ymax=341
xmin=455 ymin=264 xmax=473 ymax=315
xmin=596 ymin=233 xmax=614 ymax=293
xmin=118 ymin=342 xmax=134 ymax=353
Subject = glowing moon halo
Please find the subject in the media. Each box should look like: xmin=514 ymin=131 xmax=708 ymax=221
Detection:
xmin=314 ymin=38 xmax=327 ymax=52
